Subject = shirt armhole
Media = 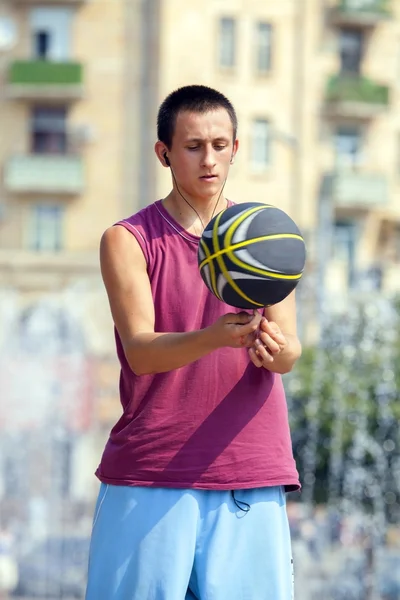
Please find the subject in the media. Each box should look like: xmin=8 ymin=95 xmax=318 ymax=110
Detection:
xmin=113 ymin=221 xmax=149 ymax=265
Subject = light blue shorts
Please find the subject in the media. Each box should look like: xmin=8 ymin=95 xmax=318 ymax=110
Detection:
xmin=85 ymin=484 xmax=293 ymax=600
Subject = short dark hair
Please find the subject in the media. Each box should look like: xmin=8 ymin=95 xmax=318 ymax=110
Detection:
xmin=157 ymin=84 xmax=238 ymax=149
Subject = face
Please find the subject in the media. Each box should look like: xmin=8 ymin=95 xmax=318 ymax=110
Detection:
xmin=157 ymin=108 xmax=238 ymax=201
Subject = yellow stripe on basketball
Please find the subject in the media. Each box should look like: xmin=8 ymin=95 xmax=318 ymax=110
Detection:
xmin=212 ymin=211 xmax=264 ymax=308
xmin=223 ymin=205 xmax=266 ymax=251
xmin=199 ymin=233 xmax=304 ymax=280
xmin=227 ymin=238 xmax=303 ymax=280
xmin=200 ymin=238 xmax=221 ymax=300
xmin=224 ymin=206 xmax=303 ymax=280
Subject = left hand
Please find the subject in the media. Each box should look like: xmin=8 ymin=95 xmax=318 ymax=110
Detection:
xmin=248 ymin=317 xmax=288 ymax=368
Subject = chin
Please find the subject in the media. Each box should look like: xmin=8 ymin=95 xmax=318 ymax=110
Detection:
xmin=197 ymin=184 xmax=222 ymax=199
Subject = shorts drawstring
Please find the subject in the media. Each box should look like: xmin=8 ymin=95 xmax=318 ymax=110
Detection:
xmin=231 ymin=490 xmax=251 ymax=513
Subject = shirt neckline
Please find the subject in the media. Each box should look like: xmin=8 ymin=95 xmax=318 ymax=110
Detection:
xmin=155 ymin=199 xmax=200 ymax=243
xmin=154 ymin=199 xmax=234 ymax=245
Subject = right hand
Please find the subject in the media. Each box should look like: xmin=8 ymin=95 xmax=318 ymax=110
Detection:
xmin=208 ymin=311 xmax=262 ymax=349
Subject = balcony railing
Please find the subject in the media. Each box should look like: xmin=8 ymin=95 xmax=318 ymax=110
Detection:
xmin=4 ymin=155 xmax=85 ymax=195
xmin=330 ymin=0 xmax=392 ymax=26
xmin=325 ymin=75 xmax=389 ymax=117
xmin=6 ymin=60 xmax=84 ymax=101
xmin=323 ymin=170 xmax=388 ymax=208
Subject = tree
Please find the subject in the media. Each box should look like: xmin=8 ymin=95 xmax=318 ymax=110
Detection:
xmin=286 ymin=295 xmax=400 ymax=523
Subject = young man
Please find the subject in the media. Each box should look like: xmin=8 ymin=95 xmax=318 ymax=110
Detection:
xmin=85 ymin=85 xmax=302 ymax=600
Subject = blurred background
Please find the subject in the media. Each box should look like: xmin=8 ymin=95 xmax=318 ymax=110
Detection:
xmin=0 ymin=0 xmax=399 ymax=598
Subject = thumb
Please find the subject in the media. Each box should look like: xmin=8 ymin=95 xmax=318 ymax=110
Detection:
xmin=222 ymin=311 xmax=252 ymax=325
xmin=235 ymin=311 xmax=254 ymax=323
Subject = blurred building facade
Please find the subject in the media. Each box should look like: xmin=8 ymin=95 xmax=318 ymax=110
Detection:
xmin=0 ymin=0 xmax=399 ymax=301
xmin=0 ymin=0 xmax=141 ymax=294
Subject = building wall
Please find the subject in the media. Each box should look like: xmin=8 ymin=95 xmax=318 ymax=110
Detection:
xmin=0 ymin=0 xmax=139 ymax=258
xmin=67 ymin=0 xmax=126 ymax=250
xmin=156 ymin=0 xmax=302 ymax=223
xmin=1 ymin=0 xmax=400 ymax=296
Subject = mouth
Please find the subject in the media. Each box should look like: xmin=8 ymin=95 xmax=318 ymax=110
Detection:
xmin=200 ymin=174 xmax=218 ymax=182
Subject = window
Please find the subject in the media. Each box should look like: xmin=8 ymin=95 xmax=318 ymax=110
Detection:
xmin=334 ymin=125 xmax=362 ymax=168
xmin=35 ymin=30 xmax=51 ymax=59
xmin=256 ymin=22 xmax=272 ymax=73
xmin=30 ymin=7 xmax=73 ymax=61
xmin=333 ymin=220 xmax=357 ymax=286
xmin=219 ymin=18 xmax=236 ymax=68
xmin=29 ymin=205 xmax=64 ymax=252
xmin=339 ymin=28 xmax=363 ymax=74
xmin=31 ymin=107 xmax=67 ymax=154
xmin=251 ymin=119 xmax=271 ymax=169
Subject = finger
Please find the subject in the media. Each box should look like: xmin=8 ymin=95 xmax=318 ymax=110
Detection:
xmin=250 ymin=311 xmax=263 ymax=326
xmin=234 ymin=311 xmax=261 ymax=334
xmin=234 ymin=323 xmax=258 ymax=341
xmin=248 ymin=347 xmax=263 ymax=368
xmin=260 ymin=318 xmax=285 ymax=343
xmin=241 ymin=331 xmax=257 ymax=348
xmin=228 ymin=311 xmax=253 ymax=324
xmin=258 ymin=332 xmax=281 ymax=354
xmin=254 ymin=339 xmax=274 ymax=363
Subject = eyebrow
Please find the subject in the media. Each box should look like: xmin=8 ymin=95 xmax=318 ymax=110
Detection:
xmin=185 ymin=137 xmax=231 ymax=143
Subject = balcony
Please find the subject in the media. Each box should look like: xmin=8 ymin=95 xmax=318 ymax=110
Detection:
xmin=329 ymin=0 xmax=392 ymax=27
xmin=4 ymin=155 xmax=85 ymax=195
xmin=323 ymin=170 xmax=388 ymax=208
xmin=324 ymin=75 xmax=389 ymax=118
xmin=12 ymin=0 xmax=87 ymax=4
xmin=6 ymin=60 xmax=84 ymax=102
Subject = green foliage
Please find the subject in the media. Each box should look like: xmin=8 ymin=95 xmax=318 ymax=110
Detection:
xmin=9 ymin=61 xmax=83 ymax=85
xmin=286 ymin=296 xmax=400 ymax=518
xmin=326 ymin=75 xmax=389 ymax=106
xmin=339 ymin=0 xmax=391 ymax=16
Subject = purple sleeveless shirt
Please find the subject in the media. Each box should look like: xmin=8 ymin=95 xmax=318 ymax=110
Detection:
xmin=96 ymin=201 xmax=300 ymax=491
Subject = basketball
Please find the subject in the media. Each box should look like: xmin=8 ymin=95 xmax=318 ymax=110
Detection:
xmin=198 ymin=202 xmax=306 ymax=309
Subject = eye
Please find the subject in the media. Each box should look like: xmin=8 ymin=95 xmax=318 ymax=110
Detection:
xmin=187 ymin=146 xmax=200 ymax=151
xmin=214 ymin=145 xmax=227 ymax=151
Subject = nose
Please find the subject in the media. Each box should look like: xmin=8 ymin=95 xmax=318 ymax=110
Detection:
xmin=201 ymin=145 xmax=216 ymax=169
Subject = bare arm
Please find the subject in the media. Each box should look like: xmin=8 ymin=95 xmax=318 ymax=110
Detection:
xmin=100 ymin=225 xmax=260 ymax=376
xmin=248 ymin=291 xmax=302 ymax=374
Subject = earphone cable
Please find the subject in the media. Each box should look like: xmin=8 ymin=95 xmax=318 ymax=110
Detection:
xmin=170 ymin=169 xmax=227 ymax=235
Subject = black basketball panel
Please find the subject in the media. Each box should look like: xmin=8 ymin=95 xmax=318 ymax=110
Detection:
xmin=199 ymin=263 xmax=214 ymax=294
xmin=200 ymin=204 xmax=255 ymax=255
xmin=219 ymin=239 xmax=304 ymax=278
xmin=217 ymin=202 xmax=264 ymax=227
xmin=245 ymin=208 xmax=302 ymax=240
xmin=248 ymin=278 xmax=298 ymax=306
xmin=220 ymin=274 xmax=297 ymax=309
xmin=204 ymin=202 xmax=265 ymax=237
xmin=220 ymin=281 xmax=260 ymax=309
xmin=234 ymin=238 xmax=306 ymax=276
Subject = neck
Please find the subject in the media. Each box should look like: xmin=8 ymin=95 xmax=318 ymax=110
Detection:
xmin=163 ymin=185 xmax=227 ymax=235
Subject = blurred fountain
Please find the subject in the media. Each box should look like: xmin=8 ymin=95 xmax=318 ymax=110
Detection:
xmin=287 ymin=295 xmax=400 ymax=600
xmin=0 ymin=283 xmax=113 ymax=598
xmin=1 ymin=280 xmax=399 ymax=599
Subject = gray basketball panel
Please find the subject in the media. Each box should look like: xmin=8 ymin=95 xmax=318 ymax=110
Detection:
xmin=225 ymin=238 xmax=306 ymax=275
xmin=246 ymin=208 xmax=301 ymax=239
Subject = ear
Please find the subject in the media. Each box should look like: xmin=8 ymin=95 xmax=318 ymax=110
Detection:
xmin=154 ymin=141 xmax=170 ymax=167
xmin=230 ymin=139 xmax=239 ymax=164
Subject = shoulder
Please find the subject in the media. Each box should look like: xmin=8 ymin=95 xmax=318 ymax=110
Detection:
xmin=102 ymin=201 xmax=161 ymax=262
xmin=100 ymin=225 xmax=144 ymax=267
xmin=120 ymin=201 xmax=160 ymax=230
